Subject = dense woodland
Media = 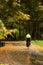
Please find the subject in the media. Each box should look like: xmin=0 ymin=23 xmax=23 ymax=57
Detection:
xmin=0 ymin=0 xmax=43 ymax=40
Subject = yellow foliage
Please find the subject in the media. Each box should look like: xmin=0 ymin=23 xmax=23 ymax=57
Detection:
xmin=6 ymin=30 xmax=14 ymax=37
xmin=0 ymin=4 xmax=3 ymax=9
xmin=9 ymin=30 xmax=13 ymax=32
xmin=19 ymin=11 xmax=30 ymax=20
xmin=5 ymin=0 xmax=9 ymax=2
xmin=17 ymin=0 xmax=21 ymax=3
xmin=12 ymin=2 xmax=20 ymax=6
xmin=6 ymin=30 xmax=11 ymax=34
xmin=7 ymin=16 xmax=14 ymax=22
xmin=38 ymin=5 xmax=43 ymax=10
xmin=2 ymin=27 xmax=6 ymax=33
xmin=0 ymin=35 xmax=5 ymax=39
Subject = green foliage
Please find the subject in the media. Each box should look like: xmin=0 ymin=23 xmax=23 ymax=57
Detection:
xmin=0 ymin=20 xmax=4 ymax=28
xmin=0 ymin=0 xmax=43 ymax=40
xmin=12 ymin=29 xmax=19 ymax=40
xmin=0 ymin=20 xmax=7 ymax=40
xmin=0 ymin=32 xmax=7 ymax=40
xmin=0 ymin=19 xmax=19 ymax=40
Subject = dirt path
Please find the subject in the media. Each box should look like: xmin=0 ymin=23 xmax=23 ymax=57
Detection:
xmin=0 ymin=43 xmax=27 ymax=65
xmin=0 ymin=48 xmax=23 ymax=65
xmin=0 ymin=43 xmax=43 ymax=65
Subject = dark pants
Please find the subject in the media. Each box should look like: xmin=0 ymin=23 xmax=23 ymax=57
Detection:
xmin=26 ymin=38 xmax=31 ymax=47
xmin=0 ymin=40 xmax=5 ymax=47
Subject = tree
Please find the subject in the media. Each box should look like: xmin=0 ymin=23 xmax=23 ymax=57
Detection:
xmin=0 ymin=0 xmax=43 ymax=40
xmin=0 ymin=0 xmax=30 ymax=28
xmin=0 ymin=0 xmax=30 ymax=40
xmin=23 ymin=0 xmax=43 ymax=39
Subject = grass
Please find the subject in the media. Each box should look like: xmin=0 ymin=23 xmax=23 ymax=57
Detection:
xmin=31 ymin=40 xmax=43 ymax=46
xmin=16 ymin=40 xmax=43 ymax=46
xmin=7 ymin=40 xmax=43 ymax=46
xmin=17 ymin=40 xmax=43 ymax=46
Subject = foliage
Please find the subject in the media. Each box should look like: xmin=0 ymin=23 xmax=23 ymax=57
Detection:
xmin=0 ymin=19 xmax=19 ymax=40
xmin=0 ymin=0 xmax=43 ymax=40
xmin=0 ymin=0 xmax=30 ymax=27
xmin=0 ymin=20 xmax=7 ymax=40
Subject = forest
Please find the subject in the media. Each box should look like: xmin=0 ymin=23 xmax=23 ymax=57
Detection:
xmin=0 ymin=0 xmax=43 ymax=40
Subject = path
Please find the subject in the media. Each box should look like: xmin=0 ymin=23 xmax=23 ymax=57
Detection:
xmin=0 ymin=42 xmax=43 ymax=65
xmin=0 ymin=47 xmax=23 ymax=65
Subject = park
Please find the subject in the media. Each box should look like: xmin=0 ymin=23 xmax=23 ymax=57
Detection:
xmin=0 ymin=0 xmax=43 ymax=65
